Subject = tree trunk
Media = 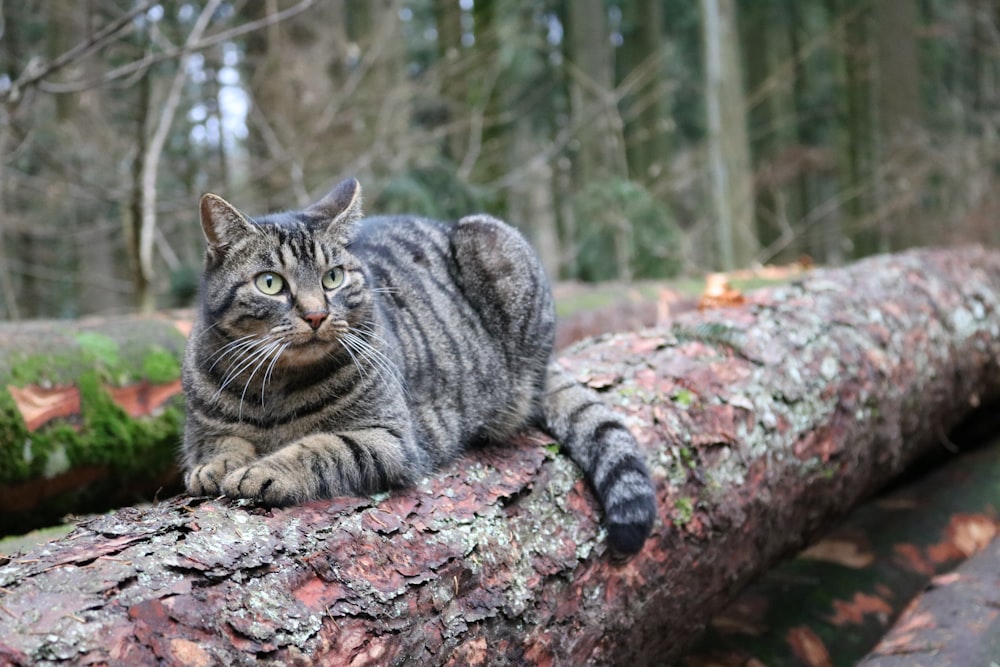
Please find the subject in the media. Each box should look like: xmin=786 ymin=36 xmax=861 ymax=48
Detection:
xmin=872 ymin=0 xmax=922 ymax=253
xmin=1 ymin=246 xmax=1000 ymax=665
xmin=702 ymin=0 xmax=757 ymax=270
xmin=859 ymin=513 xmax=1000 ymax=665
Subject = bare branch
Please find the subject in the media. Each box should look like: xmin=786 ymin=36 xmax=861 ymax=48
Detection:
xmin=33 ymin=0 xmax=316 ymax=96
xmin=2 ymin=1 xmax=156 ymax=103
xmin=138 ymin=0 xmax=223 ymax=312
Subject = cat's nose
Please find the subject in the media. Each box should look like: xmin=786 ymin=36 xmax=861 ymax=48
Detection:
xmin=302 ymin=312 xmax=328 ymax=330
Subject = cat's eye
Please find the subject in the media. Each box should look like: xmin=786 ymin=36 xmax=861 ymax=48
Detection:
xmin=254 ymin=272 xmax=285 ymax=295
xmin=322 ymin=267 xmax=345 ymax=290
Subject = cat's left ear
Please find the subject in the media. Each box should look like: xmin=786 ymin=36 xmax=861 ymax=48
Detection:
xmin=305 ymin=178 xmax=363 ymax=240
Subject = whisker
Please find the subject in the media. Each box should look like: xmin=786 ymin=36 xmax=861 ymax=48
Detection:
xmin=238 ymin=339 xmax=284 ymax=418
xmin=214 ymin=336 xmax=281 ymax=399
xmin=342 ymin=329 xmax=408 ymax=398
xmin=337 ymin=337 xmax=369 ymax=382
xmin=208 ymin=335 xmax=259 ymax=371
xmin=260 ymin=341 xmax=290 ymax=405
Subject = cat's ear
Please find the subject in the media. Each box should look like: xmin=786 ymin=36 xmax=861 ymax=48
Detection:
xmin=200 ymin=193 xmax=255 ymax=251
xmin=304 ymin=178 xmax=363 ymax=237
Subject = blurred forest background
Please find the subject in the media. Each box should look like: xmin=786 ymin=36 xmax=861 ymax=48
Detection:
xmin=0 ymin=0 xmax=998 ymax=319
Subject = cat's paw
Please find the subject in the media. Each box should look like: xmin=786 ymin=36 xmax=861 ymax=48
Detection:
xmin=184 ymin=437 xmax=256 ymax=497
xmin=221 ymin=463 xmax=306 ymax=506
xmin=185 ymin=461 xmax=230 ymax=496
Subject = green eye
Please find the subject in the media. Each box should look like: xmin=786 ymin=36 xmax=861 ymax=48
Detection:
xmin=254 ymin=272 xmax=285 ymax=295
xmin=322 ymin=267 xmax=345 ymax=290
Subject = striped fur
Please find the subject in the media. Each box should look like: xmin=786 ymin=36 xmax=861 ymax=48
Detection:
xmin=181 ymin=178 xmax=656 ymax=556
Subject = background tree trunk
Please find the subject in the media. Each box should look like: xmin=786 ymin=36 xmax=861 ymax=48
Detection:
xmin=2 ymin=246 xmax=1000 ymax=665
xmin=702 ymin=0 xmax=757 ymax=270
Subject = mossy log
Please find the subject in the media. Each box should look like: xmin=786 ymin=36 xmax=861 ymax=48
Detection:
xmin=0 ymin=314 xmax=190 ymax=534
xmin=1 ymin=246 xmax=1000 ymax=665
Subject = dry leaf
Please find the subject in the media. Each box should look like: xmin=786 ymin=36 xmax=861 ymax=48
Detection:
xmin=698 ymin=273 xmax=746 ymax=310
xmin=799 ymin=537 xmax=875 ymax=568
xmin=828 ymin=592 xmax=893 ymax=626
xmin=786 ymin=626 xmax=833 ymax=667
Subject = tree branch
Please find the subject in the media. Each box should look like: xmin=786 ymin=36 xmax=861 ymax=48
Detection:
xmin=25 ymin=0 xmax=316 ymax=97
xmin=137 ymin=0 xmax=222 ymax=312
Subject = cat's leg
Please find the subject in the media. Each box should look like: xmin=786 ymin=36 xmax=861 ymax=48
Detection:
xmin=218 ymin=427 xmax=423 ymax=505
xmin=184 ymin=435 xmax=257 ymax=496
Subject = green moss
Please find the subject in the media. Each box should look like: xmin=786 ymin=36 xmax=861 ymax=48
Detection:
xmin=7 ymin=350 xmax=80 ymax=386
xmin=673 ymin=496 xmax=695 ymax=525
xmin=142 ymin=345 xmax=182 ymax=384
xmin=678 ymin=445 xmax=696 ymax=469
xmin=74 ymin=332 xmax=121 ymax=370
xmin=672 ymin=388 xmax=694 ymax=407
xmin=1 ymin=341 xmax=185 ymax=486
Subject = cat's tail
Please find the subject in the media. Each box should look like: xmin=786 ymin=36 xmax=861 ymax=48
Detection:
xmin=541 ymin=362 xmax=657 ymax=558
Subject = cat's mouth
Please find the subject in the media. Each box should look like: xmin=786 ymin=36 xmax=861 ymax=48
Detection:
xmin=277 ymin=321 xmax=347 ymax=361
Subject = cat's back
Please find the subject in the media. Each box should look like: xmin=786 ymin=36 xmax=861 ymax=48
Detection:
xmin=349 ymin=214 xmax=452 ymax=276
xmin=349 ymin=212 xmax=556 ymax=453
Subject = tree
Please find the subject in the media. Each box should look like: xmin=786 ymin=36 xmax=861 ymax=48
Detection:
xmin=871 ymin=0 xmax=923 ymax=252
xmin=701 ymin=0 xmax=757 ymax=270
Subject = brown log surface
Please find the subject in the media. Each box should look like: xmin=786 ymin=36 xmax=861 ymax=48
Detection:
xmin=2 ymin=246 xmax=1000 ymax=666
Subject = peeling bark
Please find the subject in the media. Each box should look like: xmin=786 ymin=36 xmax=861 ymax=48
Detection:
xmin=2 ymin=246 xmax=1000 ymax=665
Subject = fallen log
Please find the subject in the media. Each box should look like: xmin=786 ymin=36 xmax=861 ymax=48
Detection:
xmin=0 ymin=314 xmax=190 ymax=534
xmin=2 ymin=246 xmax=1000 ymax=666
xmin=858 ymin=523 xmax=1000 ymax=665
xmin=681 ymin=428 xmax=1000 ymax=665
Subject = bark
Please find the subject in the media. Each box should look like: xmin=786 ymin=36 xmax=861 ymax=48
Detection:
xmin=1 ymin=246 xmax=1000 ymax=666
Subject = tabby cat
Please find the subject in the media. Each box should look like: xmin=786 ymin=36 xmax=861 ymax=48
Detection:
xmin=181 ymin=178 xmax=657 ymax=556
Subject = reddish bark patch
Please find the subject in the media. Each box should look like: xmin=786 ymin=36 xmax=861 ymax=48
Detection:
xmin=7 ymin=383 xmax=81 ymax=431
xmin=104 ymin=379 xmax=182 ymax=418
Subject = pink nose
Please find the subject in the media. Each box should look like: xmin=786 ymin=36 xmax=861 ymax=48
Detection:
xmin=302 ymin=312 xmax=327 ymax=330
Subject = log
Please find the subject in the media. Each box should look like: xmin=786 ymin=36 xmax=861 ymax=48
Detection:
xmin=2 ymin=246 xmax=1000 ymax=666
xmin=0 ymin=314 xmax=189 ymax=534
xmin=681 ymin=428 xmax=1000 ymax=665
xmin=858 ymin=524 xmax=1000 ymax=665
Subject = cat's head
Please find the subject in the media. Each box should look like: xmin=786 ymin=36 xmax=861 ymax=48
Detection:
xmin=196 ymin=178 xmax=371 ymax=366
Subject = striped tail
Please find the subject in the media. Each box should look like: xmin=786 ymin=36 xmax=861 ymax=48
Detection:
xmin=542 ymin=363 xmax=657 ymax=557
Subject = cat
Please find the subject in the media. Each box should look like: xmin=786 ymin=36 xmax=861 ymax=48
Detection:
xmin=181 ymin=178 xmax=657 ymax=556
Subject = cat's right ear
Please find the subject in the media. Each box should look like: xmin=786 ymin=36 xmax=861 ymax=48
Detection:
xmin=200 ymin=193 xmax=255 ymax=252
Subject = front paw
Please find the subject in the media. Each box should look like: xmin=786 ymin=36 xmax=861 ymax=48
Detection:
xmin=186 ymin=460 xmax=232 ymax=496
xmin=221 ymin=463 xmax=306 ymax=506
